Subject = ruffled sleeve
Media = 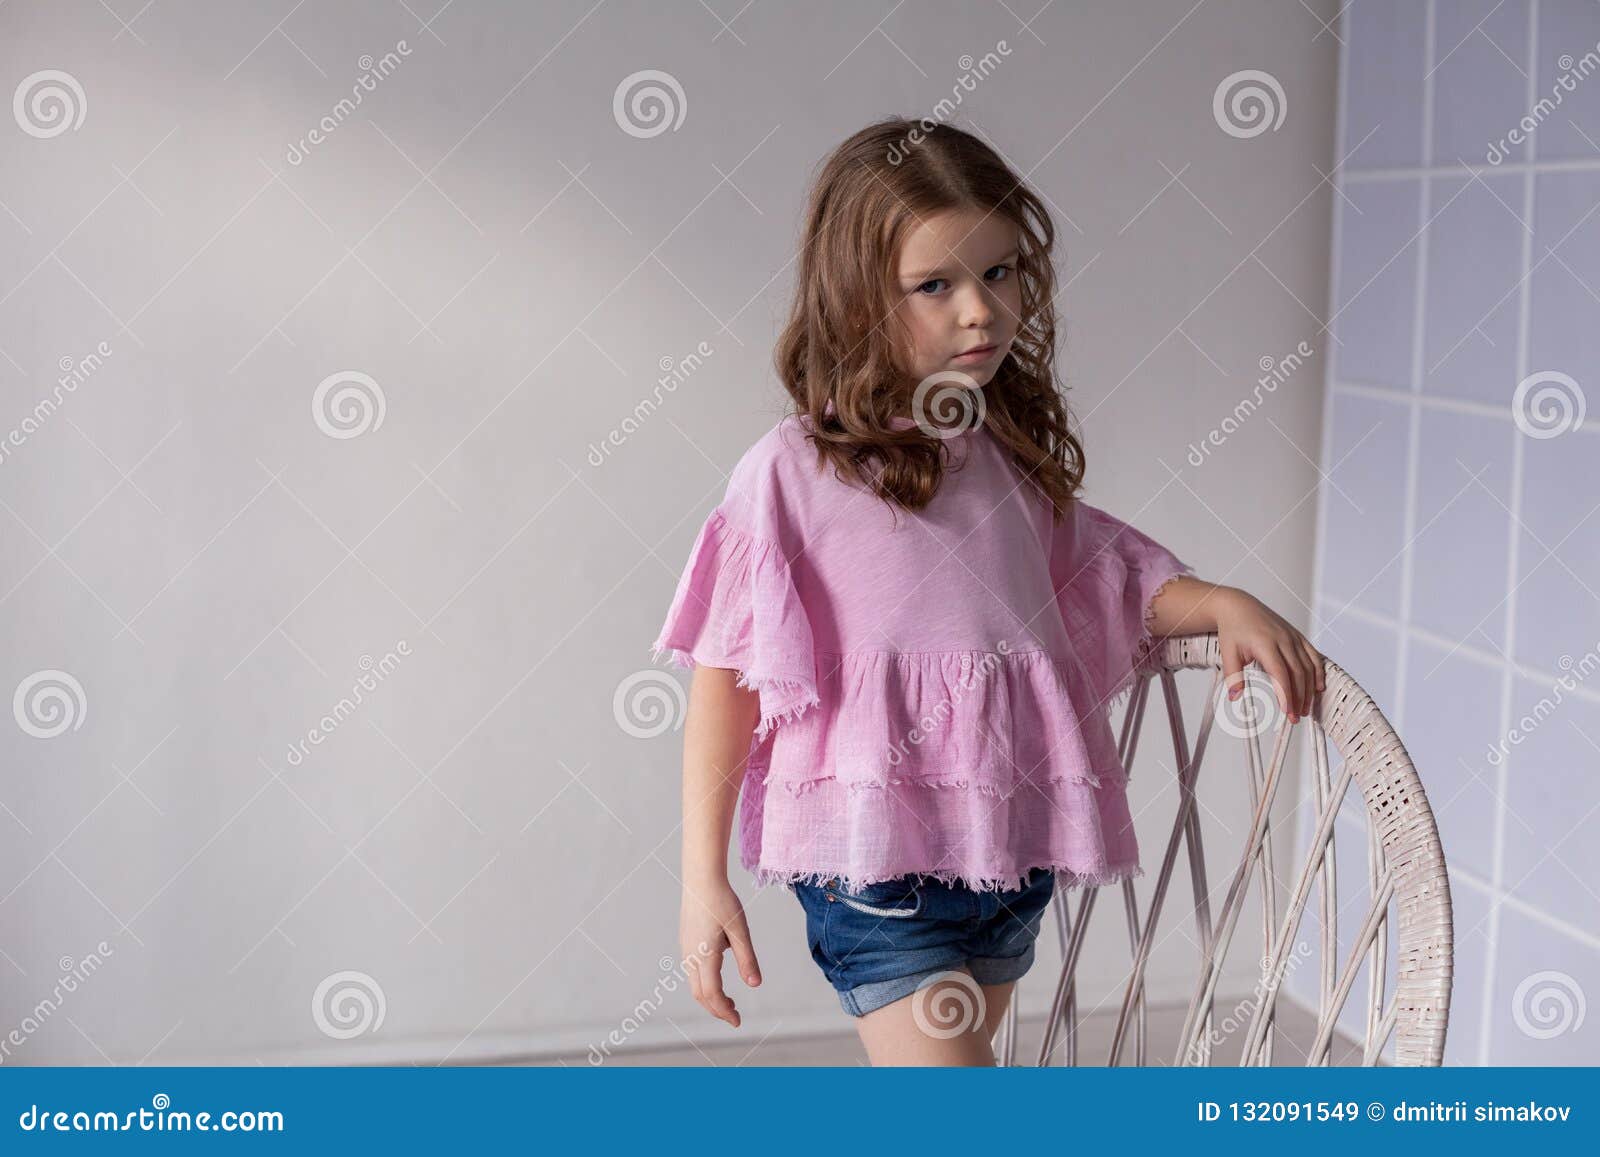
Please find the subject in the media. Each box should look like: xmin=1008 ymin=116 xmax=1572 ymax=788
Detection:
xmin=649 ymin=449 xmax=821 ymax=742
xmin=1050 ymin=499 xmax=1194 ymax=711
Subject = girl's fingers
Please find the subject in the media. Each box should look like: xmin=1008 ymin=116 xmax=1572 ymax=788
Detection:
xmin=1264 ymin=648 xmax=1300 ymax=722
xmin=1290 ymin=639 xmax=1318 ymax=714
xmin=1304 ymin=639 xmax=1326 ymax=693
xmin=699 ymin=942 xmax=738 ymax=1026
xmin=687 ymin=939 xmax=736 ymax=1026
xmin=1289 ymin=645 xmax=1311 ymax=718
xmin=725 ymin=914 xmax=762 ymax=988
xmin=1221 ymin=640 xmax=1245 ymax=701
xmin=1283 ymin=645 xmax=1306 ymax=717
xmin=1285 ymin=642 xmax=1315 ymax=718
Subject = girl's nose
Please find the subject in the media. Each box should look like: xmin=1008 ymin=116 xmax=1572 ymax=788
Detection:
xmin=959 ymin=286 xmax=994 ymax=329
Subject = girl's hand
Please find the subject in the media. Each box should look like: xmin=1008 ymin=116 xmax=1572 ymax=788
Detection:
xmin=1213 ymin=588 xmax=1327 ymax=724
xmin=680 ymin=877 xmax=762 ymax=1028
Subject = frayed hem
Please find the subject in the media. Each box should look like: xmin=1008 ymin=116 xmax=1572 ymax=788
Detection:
xmin=1142 ymin=566 xmax=1192 ymax=634
xmin=765 ymin=769 xmax=1126 ymax=797
xmin=649 ymin=641 xmax=694 ymax=670
xmin=751 ymin=861 xmax=1145 ymax=895
xmin=1133 ymin=564 xmax=1194 ymax=668
xmin=1104 ymin=563 xmax=1195 ymax=713
xmin=1105 ymin=669 xmax=1147 ymax=715
xmin=734 ymin=671 xmax=822 ymax=742
xmin=648 ymin=643 xmax=821 ymax=741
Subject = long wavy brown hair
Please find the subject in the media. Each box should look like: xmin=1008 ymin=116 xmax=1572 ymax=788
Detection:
xmin=774 ymin=117 xmax=1086 ymax=528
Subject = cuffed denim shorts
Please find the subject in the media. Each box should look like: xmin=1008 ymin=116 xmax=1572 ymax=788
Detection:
xmin=791 ymin=868 xmax=1056 ymax=1017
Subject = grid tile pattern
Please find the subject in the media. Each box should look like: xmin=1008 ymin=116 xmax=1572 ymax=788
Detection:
xmin=1300 ymin=0 xmax=1600 ymax=1065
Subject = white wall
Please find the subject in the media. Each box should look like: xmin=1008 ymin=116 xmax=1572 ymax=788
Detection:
xmin=0 ymin=0 xmax=1337 ymax=1064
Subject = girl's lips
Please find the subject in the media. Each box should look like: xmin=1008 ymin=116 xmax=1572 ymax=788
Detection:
xmin=953 ymin=344 xmax=997 ymax=361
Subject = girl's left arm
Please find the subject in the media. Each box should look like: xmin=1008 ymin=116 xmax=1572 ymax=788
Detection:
xmin=1145 ymin=575 xmax=1327 ymax=724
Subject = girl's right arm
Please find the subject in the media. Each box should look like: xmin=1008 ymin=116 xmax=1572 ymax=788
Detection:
xmin=678 ymin=665 xmax=764 ymax=1028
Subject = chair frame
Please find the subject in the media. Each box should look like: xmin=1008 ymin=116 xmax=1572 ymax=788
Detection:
xmin=996 ymin=632 xmax=1454 ymax=1067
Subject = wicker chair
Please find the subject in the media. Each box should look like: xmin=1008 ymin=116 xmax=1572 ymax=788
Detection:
xmin=996 ymin=633 xmax=1453 ymax=1067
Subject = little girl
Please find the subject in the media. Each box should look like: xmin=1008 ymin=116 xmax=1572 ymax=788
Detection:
xmin=650 ymin=118 xmax=1325 ymax=1066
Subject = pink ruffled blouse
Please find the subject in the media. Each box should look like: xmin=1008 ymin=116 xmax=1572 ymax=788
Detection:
xmin=651 ymin=414 xmax=1193 ymax=894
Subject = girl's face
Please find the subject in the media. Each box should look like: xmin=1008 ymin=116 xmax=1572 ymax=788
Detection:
xmin=891 ymin=208 xmax=1022 ymax=391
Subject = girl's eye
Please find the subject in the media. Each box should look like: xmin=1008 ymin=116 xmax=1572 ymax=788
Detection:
xmin=913 ymin=264 xmax=1013 ymax=296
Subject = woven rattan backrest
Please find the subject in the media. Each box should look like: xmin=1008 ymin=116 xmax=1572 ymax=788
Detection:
xmin=999 ymin=633 xmax=1453 ymax=1067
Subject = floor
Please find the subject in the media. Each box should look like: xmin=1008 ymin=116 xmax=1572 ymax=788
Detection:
xmin=516 ymin=999 xmax=1377 ymax=1067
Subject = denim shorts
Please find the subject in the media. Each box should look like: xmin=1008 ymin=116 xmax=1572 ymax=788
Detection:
xmin=791 ymin=868 xmax=1056 ymax=1017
